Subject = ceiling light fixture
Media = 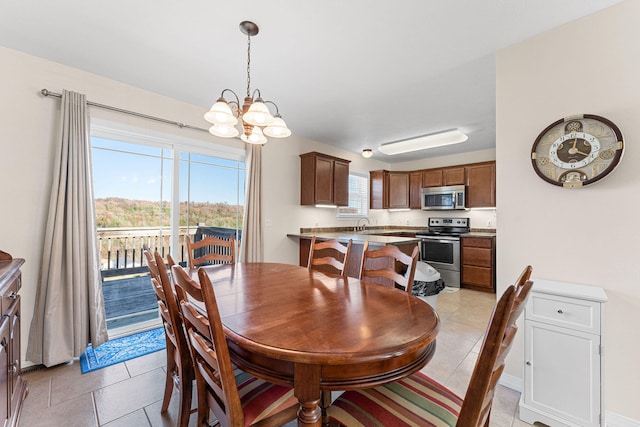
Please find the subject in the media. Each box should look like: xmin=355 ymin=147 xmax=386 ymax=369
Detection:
xmin=362 ymin=149 xmax=373 ymax=158
xmin=204 ymin=21 xmax=291 ymax=144
xmin=378 ymin=129 xmax=468 ymax=155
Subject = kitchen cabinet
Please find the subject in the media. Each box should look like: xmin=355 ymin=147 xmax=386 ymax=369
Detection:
xmin=466 ymin=161 xmax=495 ymax=208
xmin=369 ymin=170 xmax=388 ymax=209
xmin=520 ymin=280 xmax=606 ymax=427
xmin=409 ymin=171 xmax=422 ymax=209
xmin=370 ymin=161 xmax=495 ymax=210
xmin=368 ymin=171 xmax=399 ymax=209
xmin=421 ymin=169 xmax=443 ymax=188
xmin=460 ymin=236 xmax=495 ymax=292
xmin=300 ymin=152 xmax=350 ymax=206
xmin=0 ymin=255 xmax=27 ymax=427
xmin=369 ymin=171 xmax=414 ymax=209
xmin=388 ymin=172 xmax=410 ymax=209
xmin=420 ymin=166 xmax=465 ymax=188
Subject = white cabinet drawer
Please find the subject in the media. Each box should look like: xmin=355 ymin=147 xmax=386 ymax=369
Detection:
xmin=526 ymin=292 xmax=601 ymax=334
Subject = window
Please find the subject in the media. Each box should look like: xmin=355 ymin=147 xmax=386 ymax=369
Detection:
xmin=337 ymin=171 xmax=368 ymax=218
xmin=91 ymin=128 xmax=245 ymax=334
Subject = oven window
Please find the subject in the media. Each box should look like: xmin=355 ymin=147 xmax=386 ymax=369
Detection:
xmin=422 ymin=240 xmax=454 ymax=264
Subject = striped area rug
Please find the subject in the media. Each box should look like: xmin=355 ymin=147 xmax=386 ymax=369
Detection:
xmin=80 ymin=327 xmax=166 ymax=373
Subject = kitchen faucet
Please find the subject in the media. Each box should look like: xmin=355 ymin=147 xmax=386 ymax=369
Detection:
xmin=356 ymin=217 xmax=370 ymax=232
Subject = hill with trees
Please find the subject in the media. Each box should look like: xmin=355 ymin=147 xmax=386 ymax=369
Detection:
xmin=95 ymin=198 xmax=243 ymax=229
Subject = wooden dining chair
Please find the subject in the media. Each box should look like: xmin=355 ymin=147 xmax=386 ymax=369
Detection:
xmin=359 ymin=241 xmax=420 ymax=293
xmin=143 ymin=250 xmax=195 ymax=427
xmin=171 ymin=266 xmax=299 ymax=427
xmin=186 ymin=234 xmax=236 ymax=269
xmin=307 ymin=236 xmax=352 ymax=277
xmin=327 ymin=278 xmax=534 ymax=427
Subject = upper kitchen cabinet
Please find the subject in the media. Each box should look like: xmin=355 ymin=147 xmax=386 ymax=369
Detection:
xmin=369 ymin=171 xmax=411 ymax=209
xmin=369 ymin=170 xmax=388 ymax=209
xmin=300 ymin=152 xmax=351 ymax=206
xmin=421 ymin=166 xmax=466 ymax=187
xmin=388 ymin=172 xmax=410 ymax=209
xmin=466 ymin=161 xmax=496 ymax=208
xmin=409 ymin=171 xmax=422 ymax=209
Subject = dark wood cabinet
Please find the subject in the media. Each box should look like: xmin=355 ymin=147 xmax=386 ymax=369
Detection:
xmin=409 ymin=172 xmax=422 ymax=209
xmin=370 ymin=161 xmax=495 ymax=210
xmin=466 ymin=161 xmax=496 ymax=208
xmin=443 ymin=167 xmax=465 ymax=185
xmin=300 ymin=152 xmax=351 ymax=206
xmin=421 ymin=169 xmax=443 ymax=188
xmin=421 ymin=166 xmax=465 ymax=188
xmin=0 ymin=256 xmax=27 ymax=427
xmin=461 ymin=236 xmax=495 ymax=292
xmin=388 ymin=172 xmax=410 ymax=209
xmin=369 ymin=170 xmax=388 ymax=209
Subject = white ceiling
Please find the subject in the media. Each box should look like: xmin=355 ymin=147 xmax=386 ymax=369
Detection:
xmin=0 ymin=0 xmax=623 ymax=162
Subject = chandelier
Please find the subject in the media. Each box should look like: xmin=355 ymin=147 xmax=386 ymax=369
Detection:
xmin=204 ymin=21 xmax=291 ymax=145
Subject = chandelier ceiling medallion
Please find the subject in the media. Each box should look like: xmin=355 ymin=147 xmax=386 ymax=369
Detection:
xmin=204 ymin=21 xmax=291 ymax=145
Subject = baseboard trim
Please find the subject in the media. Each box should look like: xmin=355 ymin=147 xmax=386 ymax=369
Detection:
xmin=499 ymin=373 xmax=522 ymax=392
xmin=606 ymin=411 xmax=640 ymax=427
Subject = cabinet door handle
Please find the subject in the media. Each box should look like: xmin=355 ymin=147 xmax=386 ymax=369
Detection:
xmin=557 ymin=309 xmax=563 ymax=314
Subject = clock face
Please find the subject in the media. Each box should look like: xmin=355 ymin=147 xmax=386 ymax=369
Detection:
xmin=531 ymin=114 xmax=624 ymax=188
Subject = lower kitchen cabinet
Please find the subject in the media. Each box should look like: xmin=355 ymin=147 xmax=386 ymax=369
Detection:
xmin=520 ymin=279 xmax=607 ymax=427
xmin=460 ymin=235 xmax=495 ymax=292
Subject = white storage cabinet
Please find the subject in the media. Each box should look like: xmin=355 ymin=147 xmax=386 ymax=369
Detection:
xmin=519 ymin=279 xmax=607 ymax=427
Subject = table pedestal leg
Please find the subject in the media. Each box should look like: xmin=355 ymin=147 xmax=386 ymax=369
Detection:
xmin=294 ymin=363 xmax=322 ymax=427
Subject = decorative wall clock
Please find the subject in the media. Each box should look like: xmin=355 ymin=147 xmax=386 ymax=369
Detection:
xmin=531 ymin=114 xmax=624 ymax=188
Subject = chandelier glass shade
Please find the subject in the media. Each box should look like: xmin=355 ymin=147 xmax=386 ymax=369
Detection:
xmin=205 ymin=21 xmax=291 ymax=145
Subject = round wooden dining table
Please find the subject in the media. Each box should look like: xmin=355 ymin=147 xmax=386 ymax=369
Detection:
xmin=195 ymin=262 xmax=440 ymax=427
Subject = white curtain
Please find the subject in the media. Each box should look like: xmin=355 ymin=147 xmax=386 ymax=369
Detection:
xmin=26 ymin=90 xmax=108 ymax=367
xmin=239 ymin=144 xmax=263 ymax=262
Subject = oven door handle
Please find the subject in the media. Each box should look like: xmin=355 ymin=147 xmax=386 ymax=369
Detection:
xmin=422 ymin=238 xmax=456 ymax=244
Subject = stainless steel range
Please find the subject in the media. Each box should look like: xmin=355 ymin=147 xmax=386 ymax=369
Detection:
xmin=416 ymin=217 xmax=470 ymax=288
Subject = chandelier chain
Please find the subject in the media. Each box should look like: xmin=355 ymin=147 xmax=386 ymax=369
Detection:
xmin=246 ymin=32 xmax=251 ymax=97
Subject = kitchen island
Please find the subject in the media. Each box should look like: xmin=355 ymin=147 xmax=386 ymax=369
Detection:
xmin=287 ymin=229 xmax=421 ymax=279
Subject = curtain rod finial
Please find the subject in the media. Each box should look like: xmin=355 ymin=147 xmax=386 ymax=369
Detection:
xmin=41 ymin=89 xmax=49 ymax=97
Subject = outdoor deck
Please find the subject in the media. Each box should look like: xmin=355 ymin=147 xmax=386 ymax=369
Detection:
xmin=99 ymin=225 xmax=240 ymax=331
xmin=102 ymin=273 xmax=159 ymax=330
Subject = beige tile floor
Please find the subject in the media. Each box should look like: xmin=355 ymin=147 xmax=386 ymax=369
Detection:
xmin=19 ymin=288 xmax=535 ymax=427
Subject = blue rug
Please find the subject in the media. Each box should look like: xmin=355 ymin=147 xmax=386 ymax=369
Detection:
xmin=80 ymin=327 xmax=166 ymax=373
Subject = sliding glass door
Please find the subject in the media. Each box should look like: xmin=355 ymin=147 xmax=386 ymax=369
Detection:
xmin=91 ymin=134 xmax=244 ymax=334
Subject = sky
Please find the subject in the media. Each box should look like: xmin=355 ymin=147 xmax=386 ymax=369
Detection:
xmin=91 ymin=137 xmax=245 ymax=205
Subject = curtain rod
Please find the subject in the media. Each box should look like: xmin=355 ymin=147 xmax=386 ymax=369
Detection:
xmin=40 ymin=89 xmax=210 ymax=133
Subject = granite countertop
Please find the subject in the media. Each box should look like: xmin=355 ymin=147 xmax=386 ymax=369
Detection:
xmin=287 ymin=231 xmax=421 ymax=245
xmin=287 ymin=227 xmax=495 ymax=244
xmin=464 ymin=231 xmax=497 ymax=238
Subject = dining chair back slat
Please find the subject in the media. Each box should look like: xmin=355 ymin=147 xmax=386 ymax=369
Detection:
xmin=186 ymin=235 xmax=235 ymax=269
xmin=359 ymin=241 xmax=420 ymax=293
xmin=307 ymin=236 xmax=352 ymax=277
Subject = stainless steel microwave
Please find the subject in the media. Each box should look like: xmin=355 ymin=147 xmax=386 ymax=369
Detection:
xmin=420 ymin=185 xmax=466 ymax=210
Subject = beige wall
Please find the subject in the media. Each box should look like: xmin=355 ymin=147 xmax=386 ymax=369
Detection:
xmin=496 ymin=1 xmax=639 ymax=421
xmin=0 ymin=46 xmax=247 ymax=366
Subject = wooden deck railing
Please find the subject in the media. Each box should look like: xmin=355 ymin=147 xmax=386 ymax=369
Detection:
xmin=97 ymin=226 xmax=241 ymax=275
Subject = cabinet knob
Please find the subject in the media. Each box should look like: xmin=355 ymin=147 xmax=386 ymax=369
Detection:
xmin=8 ymin=291 xmax=17 ymax=300
xmin=557 ymin=309 xmax=563 ymax=314
xmin=526 ymin=361 xmax=532 ymax=366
